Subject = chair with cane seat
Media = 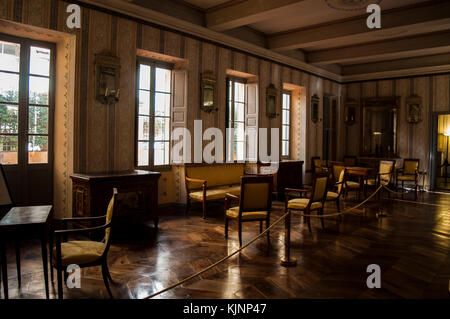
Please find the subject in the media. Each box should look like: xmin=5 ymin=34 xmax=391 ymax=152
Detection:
xmin=224 ymin=175 xmax=273 ymax=247
xmin=285 ymin=172 xmax=329 ymax=232
xmin=51 ymin=188 xmax=118 ymax=299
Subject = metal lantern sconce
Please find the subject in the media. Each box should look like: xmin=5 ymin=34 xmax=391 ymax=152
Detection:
xmin=95 ymin=51 xmax=121 ymax=105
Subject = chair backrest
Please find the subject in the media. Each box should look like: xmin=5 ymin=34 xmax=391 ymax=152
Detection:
xmin=311 ymin=157 xmax=322 ymax=173
xmin=379 ymin=160 xmax=394 ymax=183
xmin=185 ymin=163 xmax=245 ymax=189
xmin=0 ymin=164 xmax=13 ymax=208
xmin=337 ymin=168 xmax=346 ymax=195
xmin=239 ymin=175 xmax=273 ymax=213
xmin=332 ymin=163 xmax=345 ymax=182
xmin=343 ymin=156 xmax=357 ymax=167
xmin=104 ymin=188 xmax=118 ymax=244
xmin=403 ymin=159 xmax=419 ymax=175
xmin=311 ymin=172 xmax=329 ymax=202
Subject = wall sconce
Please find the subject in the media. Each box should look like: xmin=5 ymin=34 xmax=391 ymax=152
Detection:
xmin=201 ymin=71 xmax=216 ymax=112
xmin=266 ymin=84 xmax=278 ymax=118
xmin=95 ymin=51 xmax=121 ymax=105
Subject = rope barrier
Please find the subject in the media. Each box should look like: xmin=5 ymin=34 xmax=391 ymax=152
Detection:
xmin=291 ymin=185 xmax=382 ymax=218
xmin=381 ymin=183 xmax=419 ymax=195
xmin=143 ymin=211 xmax=289 ymax=299
xmin=141 ymin=184 xmax=384 ymax=299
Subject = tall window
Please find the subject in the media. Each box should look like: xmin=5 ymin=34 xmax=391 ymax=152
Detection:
xmin=136 ymin=60 xmax=172 ymax=168
xmin=282 ymin=91 xmax=291 ymax=158
xmin=0 ymin=38 xmax=53 ymax=165
xmin=227 ymin=78 xmax=246 ymax=161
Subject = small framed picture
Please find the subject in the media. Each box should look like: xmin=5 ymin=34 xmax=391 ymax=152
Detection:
xmin=406 ymin=95 xmax=422 ymax=124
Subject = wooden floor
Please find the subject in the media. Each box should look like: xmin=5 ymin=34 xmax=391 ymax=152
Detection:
xmin=2 ymin=190 xmax=450 ymax=299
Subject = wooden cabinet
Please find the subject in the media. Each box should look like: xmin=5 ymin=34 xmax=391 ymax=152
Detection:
xmin=70 ymin=170 xmax=161 ymax=228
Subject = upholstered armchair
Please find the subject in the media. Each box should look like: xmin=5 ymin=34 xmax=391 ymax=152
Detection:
xmin=396 ymin=159 xmax=420 ymax=199
xmin=51 ymin=188 xmax=118 ymax=299
xmin=224 ymin=175 xmax=273 ymax=247
xmin=285 ymin=172 xmax=329 ymax=232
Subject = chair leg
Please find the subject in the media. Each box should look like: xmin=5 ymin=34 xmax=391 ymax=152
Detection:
xmin=185 ymin=197 xmax=190 ymax=216
xmin=57 ymin=269 xmax=63 ymax=299
xmin=15 ymin=240 xmax=21 ymax=288
xmin=266 ymin=218 xmax=270 ymax=247
xmin=259 ymin=221 xmax=263 ymax=234
xmin=103 ymin=262 xmax=116 ymax=284
xmin=224 ymin=217 xmax=229 ymax=238
xmin=336 ymin=199 xmax=342 ymax=222
xmin=238 ymin=222 xmax=242 ymax=247
xmin=320 ymin=209 xmax=325 ymax=229
xmin=202 ymin=201 xmax=207 ymax=219
xmin=102 ymin=263 xmax=113 ymax=299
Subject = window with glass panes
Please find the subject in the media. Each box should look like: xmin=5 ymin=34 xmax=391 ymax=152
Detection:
xmin=0 ymin=37 xmax=53 ymax=166
xmin=227 ymin=79 xmax=246 ymax=161
xmin=282 ymin=91 xmax=291 ymax=158
xmin=136 ymin=60 xmax=172 ymax=168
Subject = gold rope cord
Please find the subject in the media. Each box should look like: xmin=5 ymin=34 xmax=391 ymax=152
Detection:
xmin=381 ymin=183 xmax=419 ymax=195
xmin=142 ymin=185 xmax=384 ymax=299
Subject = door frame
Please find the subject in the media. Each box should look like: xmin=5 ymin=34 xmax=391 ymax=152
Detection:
xmin=429 ymin=111 xmax=450 ymax=191
xmin=0 ymin=33 xmax=55 ymax=205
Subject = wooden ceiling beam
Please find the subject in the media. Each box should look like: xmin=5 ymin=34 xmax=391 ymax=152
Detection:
xmin=206 ymin=0 xmax=306 ymax=32
xmin=268 ymin=1 xmax=450 ymax=51
xmin=307 ymin=31 xmax=450 ymax=65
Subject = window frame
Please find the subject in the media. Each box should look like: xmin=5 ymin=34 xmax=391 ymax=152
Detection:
xmin=0 ymin=33 xmax=55 ymax=168
xmin=226 ymin=76 xmax=247 ymax=162
xmin=282 ymin=90 xmax=291 ymax=159
xmin=135 ymin=57 xmax=173 ymax=171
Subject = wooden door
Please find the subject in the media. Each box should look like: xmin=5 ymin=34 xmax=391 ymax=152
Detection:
xmin=0 ymin=34 xmax=55 ymax=206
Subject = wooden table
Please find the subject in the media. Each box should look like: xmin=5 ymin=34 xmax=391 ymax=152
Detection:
xmin=0 ymin=205 xmax=53 ymax=299
xmin=346 ymin=166 xmax=376 ymax=201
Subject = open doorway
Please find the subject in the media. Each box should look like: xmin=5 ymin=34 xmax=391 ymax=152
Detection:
xmin=433 ymin=113 xmax=450 ymax=190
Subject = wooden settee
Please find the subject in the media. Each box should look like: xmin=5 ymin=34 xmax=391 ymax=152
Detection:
xmin=185 ymin=163 xmax=245 ymax=219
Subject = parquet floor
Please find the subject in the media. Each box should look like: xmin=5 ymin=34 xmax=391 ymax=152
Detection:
xmin=2 ymin=191 xmax=450 ymax=299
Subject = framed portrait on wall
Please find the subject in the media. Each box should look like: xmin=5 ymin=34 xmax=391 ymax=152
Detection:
xmin=344 ymin=98 xmax=358 ymax=125
xmin=406 ymin=95 xmax=422 ymax=124
xmin=201 ymin=71 xmax=216 ymax=112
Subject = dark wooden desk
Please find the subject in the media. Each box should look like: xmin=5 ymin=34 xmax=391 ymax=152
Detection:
xmin=70 ymin=170 xmax=161 ymax=229
xmin=0 ymin=205 xmax=53 ymax=299
xmin=257 ymin=161 xmax=304 ymax=199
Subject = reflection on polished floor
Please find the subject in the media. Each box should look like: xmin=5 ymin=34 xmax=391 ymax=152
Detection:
xmin=2 ymin=191 xmax=450 ymax=299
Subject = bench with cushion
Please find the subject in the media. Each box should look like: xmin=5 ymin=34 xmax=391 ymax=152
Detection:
xmin=185 ymin=163 xmax=244 ymax=219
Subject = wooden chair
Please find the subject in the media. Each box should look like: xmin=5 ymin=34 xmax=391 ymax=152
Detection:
xmin=326 ymin=168 xmax=346 ymax=218
xmin=285 ymin=172 xmax=329 ymax=232
xmin=343 ymin=156 xmax=357 ymax=167
xmin=396 ymin=159 xmax=420 ymax=199
xmin=365 ymin=160 xmax=395 ymax=199
xmin=311 ymin=157 xmax=328 ymax=174
xmin=224 ymin=175 xmax=273 ymax=247
xmin=51 ymin=188 xmax=118 ymax=299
